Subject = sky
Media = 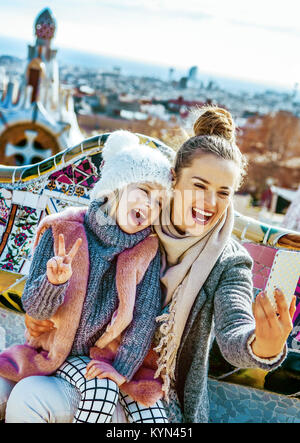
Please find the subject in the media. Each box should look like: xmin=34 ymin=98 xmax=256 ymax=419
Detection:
xmin=1 ymin=0 xmax=300 ymax=89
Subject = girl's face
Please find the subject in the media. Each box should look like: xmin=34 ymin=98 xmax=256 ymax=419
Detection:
xmin=116 ymin=183 xmax=163 ymax=234
xmin=172 ymin=153 xmax=239 ymax=236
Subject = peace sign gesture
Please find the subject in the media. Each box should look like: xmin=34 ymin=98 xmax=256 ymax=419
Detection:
xmin=47 ymin=233 xmax=82 ymax=285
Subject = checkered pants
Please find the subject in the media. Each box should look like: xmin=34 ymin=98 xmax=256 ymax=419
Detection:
xmin=56 ymin=355 xmax=168 ymax=423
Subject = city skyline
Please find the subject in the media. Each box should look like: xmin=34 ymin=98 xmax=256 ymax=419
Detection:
xmin=0 ymin=0 xmax=300 ymax=89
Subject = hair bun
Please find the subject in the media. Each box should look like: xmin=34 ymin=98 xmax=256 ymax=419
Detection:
xmin=193 ymin=106 xmax=236 ymax=142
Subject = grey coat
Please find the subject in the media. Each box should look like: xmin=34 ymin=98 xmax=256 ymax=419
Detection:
xmin=171 ymin=237 xmax=286 ymax=423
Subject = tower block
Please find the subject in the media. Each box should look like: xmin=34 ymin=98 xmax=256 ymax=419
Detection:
xmin=0 ymin=8 xmax=83 ymax=166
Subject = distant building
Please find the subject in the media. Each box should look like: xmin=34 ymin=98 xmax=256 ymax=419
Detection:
xmin=188 ymin=66 xmax=198 ymax=81
xmin=179 ymin=77 xmax=188 ymax=89
xmin=168 ymin=67 xmax=175 ymax=83
xmin=187 ymin=66 xmax=198 ymax=88
xmin=0 ymin=8 xmax=83 ymax=166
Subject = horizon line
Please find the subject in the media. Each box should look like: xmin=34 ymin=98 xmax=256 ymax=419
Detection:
xmin=0 ymin=33 xmax=296 ymax=92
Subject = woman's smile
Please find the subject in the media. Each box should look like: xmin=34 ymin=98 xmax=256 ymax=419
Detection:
xmin=172 ymin=153 xmax=239 ymax=236
xmin=191 ymin=207 xmax=214 ymax=225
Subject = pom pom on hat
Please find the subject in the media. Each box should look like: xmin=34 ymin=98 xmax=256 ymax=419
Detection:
xmin=91 ymin=130 xmax=173 ymax=200
xmin=102 ymin=130 xmax=141 ymax=162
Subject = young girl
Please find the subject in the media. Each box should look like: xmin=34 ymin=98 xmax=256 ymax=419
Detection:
xmin=0 ymin=130 xmax=173 ymax=423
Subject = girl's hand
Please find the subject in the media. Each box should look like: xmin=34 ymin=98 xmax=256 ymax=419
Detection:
xmin=85 ymin=360 xmax=126 ymax=386
xmin=252 ymin=288 xmax=296 ymax=359
xmin=46 ymin=234 xmax=82 ymax=285
xmin=95 ymin=309 xmax=129 ymax=349
xmin=25 ymin=314 xmax=55 ymax=337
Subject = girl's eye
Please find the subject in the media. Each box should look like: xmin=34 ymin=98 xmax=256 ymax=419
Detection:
xmin=138 ymin=187 xmax=149 ymax=196
xmin=138 ymin=187 xmax=162 ymax=207
xmin=150 ymin=196 xmax=161 ymax=208
xmin=219 ymin=192 xmax=230 ymax=197
xmin=155 ymin=199 xmax=162 ymax=208
xmin=194 ymin=184 xmax=205 ymax=189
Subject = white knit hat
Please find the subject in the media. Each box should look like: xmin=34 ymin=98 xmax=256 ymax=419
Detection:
xmin=91 ymin=130 xmax=174 ymax=199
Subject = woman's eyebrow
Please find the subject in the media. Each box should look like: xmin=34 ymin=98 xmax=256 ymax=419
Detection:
xmin=192 ymin=176 xmax=210 ymax=184
xmin=192 ymin=176 xmax=231 ymax=190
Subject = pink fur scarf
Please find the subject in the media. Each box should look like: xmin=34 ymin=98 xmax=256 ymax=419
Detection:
xmin=0 ymin=206 xmax=163 ymax=407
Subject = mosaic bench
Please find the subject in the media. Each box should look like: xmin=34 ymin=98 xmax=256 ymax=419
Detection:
xmin=0 ymin=133 xmax=300 ymax=423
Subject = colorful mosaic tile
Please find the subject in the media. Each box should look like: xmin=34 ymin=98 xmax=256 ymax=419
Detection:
xmin=44 ymin=182 xmax=92 ymax=203
xmin=243 ymin=243 xmax=277 ymax=293
xmin=19 ymin=175 xmax=48 ymax=195
xmin=48 ymin=157 xmax=99 ymax=188
xmin=243 ymin=243 xmax=300 ymax=352
xmin=287 ymin=275 xmax=300 ymax=350
xmin=44 ymin=157 xmax=100 ymax=203
xmin=0 ymin=307 xmax=25 ymax=350
xmin=0 ymin=204 xmax=43 ymax=273
xmin=0 ymin=188 xmax=12 ymax=246
xmin=46 ymin=197 xmax=85 ymax=216
xmin=0 ymin=189 xmax=12 ymax=227
xmin=208 ymin=378 xmax=300 ymax=423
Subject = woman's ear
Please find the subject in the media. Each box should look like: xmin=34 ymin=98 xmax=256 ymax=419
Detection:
xmin=171 ymin=168 xmax=176 ymax=184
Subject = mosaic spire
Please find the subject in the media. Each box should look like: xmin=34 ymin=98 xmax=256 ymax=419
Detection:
xmin=34 ymin=8 xmax=56 ymax=41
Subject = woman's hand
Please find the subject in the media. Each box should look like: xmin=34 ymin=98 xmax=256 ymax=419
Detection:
xmin=85 ymin=360 xmax=126 ymax=386
xmin=25 ymin=314 xmax=55 ymax=337
xmin=47 ymin=234 xmax=82 ymax=285
xmin=252 ymin=288 xmax=296 ymax=359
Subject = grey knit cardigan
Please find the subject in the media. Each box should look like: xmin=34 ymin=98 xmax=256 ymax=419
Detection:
xmin=169 ymin=237 xmax=287 ymax=423
xmin=22 ymin=200 xmax=162 ymax=382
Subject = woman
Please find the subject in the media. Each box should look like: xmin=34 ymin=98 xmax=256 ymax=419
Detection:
xmin=4 ymin=106 xmax=295 ymax=423
xmin=151 ymin=106 xmax=295 ymax=422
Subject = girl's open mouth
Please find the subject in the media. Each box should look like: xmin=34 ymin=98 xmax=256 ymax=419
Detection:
xmin=191 ymin=207 xmax=214 ymax=225
xmin=129 ymin=208 xmax=147 ymax=226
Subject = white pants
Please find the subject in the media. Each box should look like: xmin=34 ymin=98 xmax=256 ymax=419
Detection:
xmin=1 ymin=374 xmax=168 ymax=423
xmin=0 ymin=377 xmax=16 ymax=421
xmin=1 ymin=375 xmax=81 ymax=423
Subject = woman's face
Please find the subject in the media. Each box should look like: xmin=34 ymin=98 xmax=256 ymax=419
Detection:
xmin=172 ymin=153 xmax=239 ymax=236
xmin=116 ymin=183 xmax=162 ymax=234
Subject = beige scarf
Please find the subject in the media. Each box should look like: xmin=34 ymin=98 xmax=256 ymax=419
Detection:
xmin=153 ymin=199 xmax=234 ymax=399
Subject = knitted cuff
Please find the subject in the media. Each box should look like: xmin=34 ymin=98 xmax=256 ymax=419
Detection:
xmin=247 ymin=333 xmax=286 ymax=366
xmin=23 ymin=273 xmax=69 ymax=320
xmin=112 ymin=355 xmax=137 ymax=382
